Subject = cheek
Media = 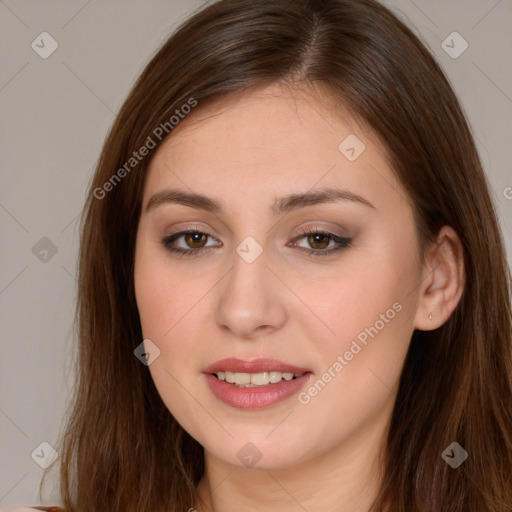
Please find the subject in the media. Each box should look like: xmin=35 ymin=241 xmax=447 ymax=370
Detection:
xmin=292 ymin=268 xmax=414 ymax=445
xmin=296 ymin=253 xmax=413 ymax=346
xmin=134 ymin=243 xmax=207 ymax=426
xmin=295 ymin=231 xmax=418 ymax=390
xmin=133 ymin=239 xmax=218 ymax=400
xmin=134 ymin=238 xmax=204 ymax=339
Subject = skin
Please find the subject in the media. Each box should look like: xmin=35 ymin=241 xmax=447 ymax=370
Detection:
xmin=134 ymin=83 xmax=465 ymax=512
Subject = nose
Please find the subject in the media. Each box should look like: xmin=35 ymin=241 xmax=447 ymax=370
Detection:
xmin=214 ymin=248 xmax=288 ymax=340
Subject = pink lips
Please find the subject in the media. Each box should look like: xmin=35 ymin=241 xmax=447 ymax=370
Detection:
xmin=203 ymin=358 xmax=312 ymax=409
xmin=203 ymin=357 xmax=310 ymax=375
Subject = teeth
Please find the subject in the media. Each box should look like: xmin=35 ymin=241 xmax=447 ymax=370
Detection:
xmin=215 ymin=371 xmax=302 ymax=386
xmin=250 ymin=372 xmax=270 ymax=385
xmin=269 ymin=371 xmax=282 ymax=384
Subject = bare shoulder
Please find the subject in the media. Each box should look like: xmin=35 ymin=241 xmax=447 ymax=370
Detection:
xmin=0 ymin=508 xmax=37 ymax=512
xmin=0 ymin=507 xmax=64 ymax=512
xmin=0 ymin=507 xmax=36 ymax=512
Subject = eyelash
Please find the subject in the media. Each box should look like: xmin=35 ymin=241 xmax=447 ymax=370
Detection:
xmin=161 ymin=227 xmax=352 ymax=258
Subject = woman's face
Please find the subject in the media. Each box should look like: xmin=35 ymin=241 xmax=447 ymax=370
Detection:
xmin=134 ymin=83 xmax=424 ymax=470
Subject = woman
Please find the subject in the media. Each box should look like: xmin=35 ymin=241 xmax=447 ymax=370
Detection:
xmin=13 ymin=0 xmax=512 ymax=510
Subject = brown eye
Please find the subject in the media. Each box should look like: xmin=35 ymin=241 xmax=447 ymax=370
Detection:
xmin=162 ymin=229 xmax=221 ymax=257
xmin=184 ymin=232 xmax=208 ymax=248
xmin=307 ymin=233 xmax=330 ymax=250
xmin=292 ymin=229 xmax=352 ymax=257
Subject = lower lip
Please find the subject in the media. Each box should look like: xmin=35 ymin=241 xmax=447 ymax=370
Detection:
xmin=204 ymin=373 xmax=312 ymax=409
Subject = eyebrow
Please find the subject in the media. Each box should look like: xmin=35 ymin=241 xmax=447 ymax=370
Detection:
xmin=145 ymin=187 xmax=376 ymax=215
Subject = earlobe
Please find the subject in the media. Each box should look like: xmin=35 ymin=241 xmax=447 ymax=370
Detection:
xmin=413 ymin=225 xmax=465 ymax=331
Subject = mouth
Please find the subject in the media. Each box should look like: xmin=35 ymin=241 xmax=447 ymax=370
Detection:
xmin=203 ymin=358 xmax=312 ymax=409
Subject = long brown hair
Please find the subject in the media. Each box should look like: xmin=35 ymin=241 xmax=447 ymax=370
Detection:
xmin=40 ymin=0 xmax=512 ymax=510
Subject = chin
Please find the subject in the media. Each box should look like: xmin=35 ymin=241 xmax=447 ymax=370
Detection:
xmin=200 ymin=428 xmax=318 ymax=470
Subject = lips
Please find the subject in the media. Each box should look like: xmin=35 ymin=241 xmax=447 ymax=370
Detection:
xmin=203 ymin=358 xmax=313 ymax=409
xmin=203 ymin=357 xmax=311 ymax=375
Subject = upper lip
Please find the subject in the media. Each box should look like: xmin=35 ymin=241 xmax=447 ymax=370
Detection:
xmin=203 ymin=358 xmax=311 ymax=375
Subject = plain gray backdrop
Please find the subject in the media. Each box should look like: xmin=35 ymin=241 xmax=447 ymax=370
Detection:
xmin=1 ymin=0 xmax=511 ymax=508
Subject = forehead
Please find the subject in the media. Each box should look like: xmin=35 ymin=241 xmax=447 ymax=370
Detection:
xmin=143 ymin=83 xmax=404 ymax=215
xmin=155 ymin=83 xmax=368 ymax=161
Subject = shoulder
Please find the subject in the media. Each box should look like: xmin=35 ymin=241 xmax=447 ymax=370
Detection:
xmin=0 ymin=508 xmax=35 ymax=512
xmin=0 ymin=507 xmax=65 ymax=512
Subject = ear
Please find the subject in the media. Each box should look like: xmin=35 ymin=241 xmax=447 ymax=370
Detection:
xmin=413 ymin=225 xmax=465 ymax=331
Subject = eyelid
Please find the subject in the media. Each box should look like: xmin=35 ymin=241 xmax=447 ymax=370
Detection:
xmin=164 ymin=223 xmax=221 ymax=240
xmin=294 ymin=223 xmax=350 ymax=239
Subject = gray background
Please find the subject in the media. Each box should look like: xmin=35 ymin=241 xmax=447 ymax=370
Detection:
xmin=1 ymin=0 xmax=511 ymax=508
